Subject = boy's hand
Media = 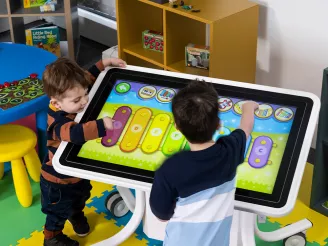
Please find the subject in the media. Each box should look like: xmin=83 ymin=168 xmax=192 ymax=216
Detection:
xmin=239 ymin=101 xmax=258 ymax=139
xmin=242 ymin=101 xmax=259 ymax=113
xmin=103 ymin=117 xmax=114 ymax=130
xmin=103 ymin=58 xmax=127 ymax=68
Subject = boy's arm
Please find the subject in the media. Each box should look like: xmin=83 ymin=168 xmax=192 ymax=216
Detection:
xmin=239 ymin=101 xmax=258 ymax=139
xmin=150 ymin=168 xmax=177 ymax=221
xmin=87 ymin=60 xmax=105 ymax=84
xmin=87 ymin=58 xmax=127 ymax=84
xmin=218 ymin=101 xmax=258 ymax=169
xmin=219 ymin=129 xmax=247 ymax=169
xmin=53 ymin=118 xmax=106 ymax=145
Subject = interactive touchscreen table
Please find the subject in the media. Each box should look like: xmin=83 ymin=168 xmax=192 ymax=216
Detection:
xmin=53 ymin=66 xmax=320 ymax=246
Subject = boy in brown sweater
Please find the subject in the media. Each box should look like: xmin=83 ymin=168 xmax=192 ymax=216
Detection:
xmin=41 ymin=57 xmax=126 ymax=246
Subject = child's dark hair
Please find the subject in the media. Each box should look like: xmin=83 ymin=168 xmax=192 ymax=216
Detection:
xmin=172 ymin=80 xmax=219 ymax=144
xmin=43 ymin=57 xmax=91 ymax=98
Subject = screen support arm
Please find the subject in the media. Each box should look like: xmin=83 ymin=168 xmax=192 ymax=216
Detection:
xmin=90 ymin=189 xmax=312 ymax=246
xmin=92 ymin=189 xmax=145 ymax=246
xmin=230 ymin=210 xmax=312 ymax=246
xmin=255 ymin=215 xmax=312 ymax=241
xmin=117 ymin=186 xmax=136 ymax=213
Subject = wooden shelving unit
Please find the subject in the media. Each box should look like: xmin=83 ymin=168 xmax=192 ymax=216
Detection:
xmin=0 ymin=0 xmax=79 ymax=60
xmin=116 ymin=0 xmax=259 ymax=83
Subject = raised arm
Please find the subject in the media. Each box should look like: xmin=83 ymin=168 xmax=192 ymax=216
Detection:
xmin=53 ymin=116 xmax=114 ymax=145
xmin=239 ymin=101 xmax=259 ymax=139
xmin=87 ymin=58 xmax=127 ymax=84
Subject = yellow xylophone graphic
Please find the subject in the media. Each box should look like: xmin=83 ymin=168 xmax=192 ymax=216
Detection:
xmin=101 ymin=106 xmax=186 ymax=156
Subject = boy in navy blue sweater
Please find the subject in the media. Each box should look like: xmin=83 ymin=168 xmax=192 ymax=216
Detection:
xmin=41 ymin=57 xmax=126 ymax=246
xmin=150 ymin=80 xmax=258 ymax=246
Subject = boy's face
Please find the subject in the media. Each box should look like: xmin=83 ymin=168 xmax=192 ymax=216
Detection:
xmin=51 ymin=86 xmax=89 ymax=114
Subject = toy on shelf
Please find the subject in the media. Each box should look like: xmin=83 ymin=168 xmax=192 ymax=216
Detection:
xmin=40 ymin=4 xmax=55 ymax=12
xmin=26 ymin=23 xmax=61 ymax=57
xmin=23 ymin=0 xmax=57 ymax=8
xmin=142 ymin=30 xmax=164 ymax=53
xmin=185 ymin=43 xmax=210 ymax=70
xmin=40 ymin=0 xmax=57 ymax=12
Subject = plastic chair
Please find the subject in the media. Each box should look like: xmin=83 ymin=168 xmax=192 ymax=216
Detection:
xmin=0 ymin=124 xmax=41 ymax=207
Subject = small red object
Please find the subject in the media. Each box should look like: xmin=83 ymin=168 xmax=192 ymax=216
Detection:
xmin=156 ymin=42 xmax=159 ymax=46
xmin=145 ymin=36 xmax=148 ymax=40
xmin=160 ymin=47 xmax=163 ymax=51
xmin=0 ymin=84 xmax=4 ymax=89
xmin=13 ymin=80 xmax=19 ymax=85
xmin=155 ymin=47 xmax=159 ymax=50
xmin=30 ymin=73 xmax=38 ymax=79
xmin=4 ymin=82 xmax=10 ymax=87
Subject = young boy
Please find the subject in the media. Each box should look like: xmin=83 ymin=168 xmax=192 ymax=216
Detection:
xmin=41 ymin=57 xmax=126 ymax=246
xmin=150 ymin=80 xmax=258 ymax=246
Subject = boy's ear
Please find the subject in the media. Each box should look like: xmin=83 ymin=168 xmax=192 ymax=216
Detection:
xmin=50 ymin=97 xmax=61 ymax=110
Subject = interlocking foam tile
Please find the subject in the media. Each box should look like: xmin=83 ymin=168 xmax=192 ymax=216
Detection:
xmin=255 ymin=219 xmax=283 ymax=246
xmin=87 ymin=181 xmax=115 ymax=203
xmin=13 ymin=163 xmax=328 ymax=245
xmin=0 ymin=172 xmax=45 ymax=246
xmin=17 ymin=206 xmax=149 ymax=246
xmin=268 ymin=200 xmax=328 ymax=245
xmin=306 ymin=242 xmax=322 ymax=246
xmin=17 ymin=229 xmax=44 ymax=246
xmin=86 ymin=188 xmax=162 ymax=245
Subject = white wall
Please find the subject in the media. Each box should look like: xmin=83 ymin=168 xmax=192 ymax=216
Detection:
xmin=254 ymin=0 xmax=328 ymax=147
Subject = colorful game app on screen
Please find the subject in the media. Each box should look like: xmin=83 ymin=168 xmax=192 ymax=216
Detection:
xmin=78 ymin=80 xmax=296 ymax=195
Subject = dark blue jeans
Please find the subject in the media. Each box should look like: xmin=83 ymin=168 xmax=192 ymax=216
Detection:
xmin=40 ymin=176 xmax=92 ymax=232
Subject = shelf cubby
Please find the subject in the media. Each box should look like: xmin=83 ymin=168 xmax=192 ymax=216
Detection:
xmin=165 ymin=11 xmax=207 ymax=76
xmin=123 ymin=43 xmax=164 ymax=68
xmin=11 ymin=6 xmax=65 ymax=17
xmin=117 ymin=0 xmax=164 ymax=67
xmin=0 ymin=0 xmax=79 ymax=60
xmin=117 ymin=0 xmax=259 ymax=83
xmin=124 ymin=53 xmax=164 ymax=70
xmin=9 ymin=0 xmax=65 ymax=16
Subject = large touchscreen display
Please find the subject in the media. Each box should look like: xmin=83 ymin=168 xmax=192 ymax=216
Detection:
xmin=77 ymin=80 xmax=296 ymax=194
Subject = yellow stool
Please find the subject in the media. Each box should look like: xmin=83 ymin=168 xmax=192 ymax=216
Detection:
xmin=0 ymin=124 xmax=41 ymax=207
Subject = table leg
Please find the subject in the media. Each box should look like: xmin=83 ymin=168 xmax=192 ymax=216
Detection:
xmin=92 ymin=190 xmax=145 ymax=246
xmin=36 ymin=109 xmax=48 ymax=161
xmin=24 ymin=150 xmax=41 ymax=182
xmin=12 ymin=158 xmax=32 ymax=207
